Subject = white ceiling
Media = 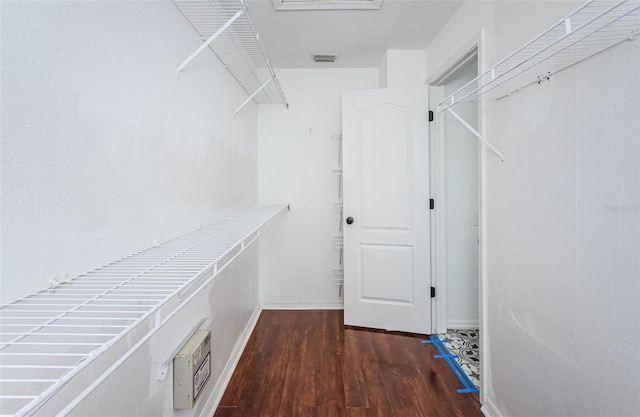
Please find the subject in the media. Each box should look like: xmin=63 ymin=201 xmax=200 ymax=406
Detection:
xmin=245 ymin=0 xmax=464 ymax=68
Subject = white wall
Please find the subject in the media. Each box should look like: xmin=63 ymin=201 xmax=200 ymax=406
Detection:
xmin=379 ymin=52 xmax=389 ymax=88
xmin=426 ymin=1 xmax=640 ymax=416
xmin=443 ymin=60 xmax=479 ymax=329
xmin=378 ymin=50 xmax=426 ymax=88
xmin=258 ymin=69 xmax=378 ymax=308
xmin=1 ymin=1 xmax=262 ymax=415
xmin=385 ymin=50 xmax=427 ymax=88
xmin=1 ymin=0 xmax=258 ymax=303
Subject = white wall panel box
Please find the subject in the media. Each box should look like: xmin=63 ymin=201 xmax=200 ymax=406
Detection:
xmin=173 ymin=329 xmax=212 ymax=410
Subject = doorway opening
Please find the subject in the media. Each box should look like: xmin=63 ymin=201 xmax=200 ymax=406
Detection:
xmin=429 ymin=48 xmax=481 ymax=393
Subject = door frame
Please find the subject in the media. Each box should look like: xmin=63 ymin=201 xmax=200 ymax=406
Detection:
xmin=426 ymin=29 xmax=488 ymax=403
xmin=428 ymin=48 xmax=479 ymax=334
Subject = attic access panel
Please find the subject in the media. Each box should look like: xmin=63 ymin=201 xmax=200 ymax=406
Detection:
xmin=272 ymin=0 xmax=383 ymax=11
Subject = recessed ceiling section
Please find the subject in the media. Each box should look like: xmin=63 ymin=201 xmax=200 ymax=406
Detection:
xmin=247 ymin=0 xmax=464 ymax=68
xmin=273 ymin=0 xmax=382 ymax=11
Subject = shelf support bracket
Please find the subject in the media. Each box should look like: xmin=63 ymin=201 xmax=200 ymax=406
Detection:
xmin=157 ymin=316 xmax=207 ymax=381
xmin=233 ymin=78 xmax=272 ymax=115
xmin=445 ymin=107 xmax=505 ymax=162
xmin=177 ymin=9 xmax=245 ymax=73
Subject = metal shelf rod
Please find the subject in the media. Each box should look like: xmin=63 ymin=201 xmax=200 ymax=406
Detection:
xmin=438 ymin=0 xmax=640 ymax=112
xmin=233 ymin=78 xmax=271 ymax=114
xmin=177 ymin=8 xmax=245 ymax=73
xmin=445 ymin=108 xmax=505 ymax=161
xmin=448 ymin=0 xmax=639 ymax=108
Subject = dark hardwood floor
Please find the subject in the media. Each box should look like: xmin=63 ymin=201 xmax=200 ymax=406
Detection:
xmin=214 ymin=310 xmax=483 ymax=417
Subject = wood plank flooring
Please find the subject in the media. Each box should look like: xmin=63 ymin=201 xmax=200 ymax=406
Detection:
xmin=215 ymin=310 xmax=482 ymax=417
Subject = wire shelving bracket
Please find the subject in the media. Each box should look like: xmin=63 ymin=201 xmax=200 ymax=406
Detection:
xmin=439 ymin=0 xmax=640 ymax=111
xmin=174 ymin=0 xmax=289 ymax=114
xmin=437 ymin=0 xmax=640 ymax=161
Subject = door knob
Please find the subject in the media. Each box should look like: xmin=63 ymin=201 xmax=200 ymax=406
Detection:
xmin=346 ymin=217 xmax=354 ymax=225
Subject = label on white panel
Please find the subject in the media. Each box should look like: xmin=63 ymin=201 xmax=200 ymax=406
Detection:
xmin=193 ymin=353 xmax=211 ymax=401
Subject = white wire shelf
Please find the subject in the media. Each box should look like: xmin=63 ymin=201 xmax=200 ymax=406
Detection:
xmin=0 ymin=205 xmax=287 ymax=417
xmin=438 ymin=0 xmax=640 ymax=112
xmin=173 ymin=0 xmax=288 ymax=112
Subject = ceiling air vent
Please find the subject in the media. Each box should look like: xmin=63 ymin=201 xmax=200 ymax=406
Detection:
xmin=312 ymin=54 xmax=339 ymax=63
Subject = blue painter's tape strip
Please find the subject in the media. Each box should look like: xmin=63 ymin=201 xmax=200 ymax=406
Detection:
xmin=457 ymin=365 xmax=479 ymax=392
xmin=433 ymin=335 xmax=477 ymax=392
xmin=425 ymin=334 xmax=479 ymax=395
xmin=423 ymin=336 xmax=450 ymax=345
xmin=422 ymin=339 xmax=444 ymax=345
xmin=434 ymin=354 xmax=458 ymax=359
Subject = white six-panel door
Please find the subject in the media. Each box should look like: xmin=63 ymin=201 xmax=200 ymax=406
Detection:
xmin=342 ymin=87 xmax=431 ymax=334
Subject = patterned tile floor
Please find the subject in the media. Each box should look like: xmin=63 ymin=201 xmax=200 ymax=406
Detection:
xmin=441 ymin=329 xmax=480 ymax=389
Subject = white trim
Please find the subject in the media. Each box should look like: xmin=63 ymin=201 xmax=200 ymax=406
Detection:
xmin=261 ymin=302 xmax=344 ymax=310
xmin=446 ymin=319 xmax=479 ymax=330
xmin=428 ymin=85 xmax=447 ymax=335
xmin=481 ymin=397 xmax=506 ymax=417
xmin=428 ymin=47 xmax=478 ymax=86
xmin=427 ymin=29 xmax=489 ymax=405
xmin=477 ymin=27 xmax=490 ymax=407
xmin=427 ymin=40 xmax=481 ymax=335
xmin=426 ymin=34 xmax=482 ymax=86
xmin=199 ymin=305 xmax=262 ymax=417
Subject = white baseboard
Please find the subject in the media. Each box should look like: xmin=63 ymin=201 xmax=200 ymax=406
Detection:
xmin=481 ymin=397 xmax=506 ymax=417
xmin=447 ymin=319 xmax=479 ymax=329
xmin=261 ymin=301 xmax=344 ymax=310
xmin=200 ymin=305 xmax=262 ymax=417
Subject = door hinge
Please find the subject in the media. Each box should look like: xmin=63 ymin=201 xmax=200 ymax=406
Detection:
xmin=430 ymin=199 xmax=435 ymax=210
xmin=428 ymin=110 xmax=434 ymax=122
xmin=431 ymin=287 xmax=436 ymax=298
